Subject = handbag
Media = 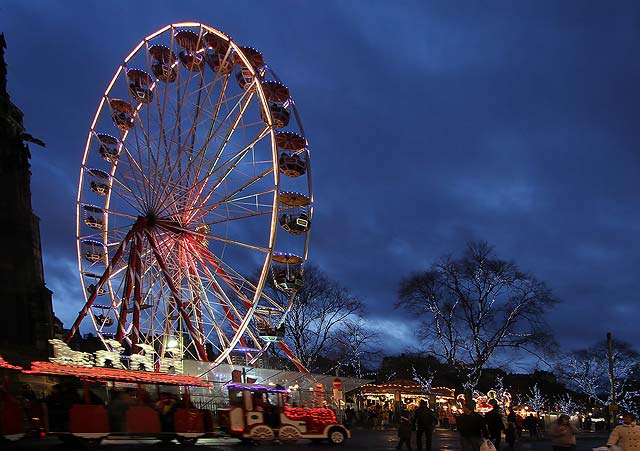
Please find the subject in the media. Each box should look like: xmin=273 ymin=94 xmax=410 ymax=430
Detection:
xmin=480 ymin=439 xmax=497 ymax=451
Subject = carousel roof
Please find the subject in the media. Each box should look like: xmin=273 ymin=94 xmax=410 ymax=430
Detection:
xmin=361 ymin=379 xmax=455 ymax=397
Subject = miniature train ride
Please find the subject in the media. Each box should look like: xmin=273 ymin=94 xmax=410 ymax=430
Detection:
xmin=219 ymin=382 xmax=350 ymax=444
xmin=0 ymin=356 xmax=350 ymax=445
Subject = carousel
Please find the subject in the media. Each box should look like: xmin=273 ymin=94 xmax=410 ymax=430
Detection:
xmin=360 ymin=380 xmax=456 ymax=420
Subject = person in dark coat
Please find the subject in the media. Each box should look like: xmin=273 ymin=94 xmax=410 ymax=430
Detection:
xmin=524 ymin=413 xmax=539 ymax=437
xmin=457 ymin=402 xmax=489 ymax=451
xmin=397 ymin=415 xmax=413 ymax=450
xmin=413 ymin=400 xmax=438 ymax=451
xmin=504 ymin=408 xmax=517 ymax=451
xmin=485 ymin=399 xmax=505 ymax=449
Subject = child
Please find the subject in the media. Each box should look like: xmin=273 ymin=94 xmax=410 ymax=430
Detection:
xmin=397 ymin=415 xmax=412 ymax=450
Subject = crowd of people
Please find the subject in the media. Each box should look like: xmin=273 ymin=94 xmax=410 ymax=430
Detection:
xmin=355 ymin=398 xmax=640 ymax=451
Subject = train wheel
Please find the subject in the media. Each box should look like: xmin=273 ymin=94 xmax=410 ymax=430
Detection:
xmin=327 ymin=427 xmax=346 ymax=445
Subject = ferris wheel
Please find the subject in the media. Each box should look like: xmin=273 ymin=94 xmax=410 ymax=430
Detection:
xmin=65 ymin=23 xmax=312 ymax=372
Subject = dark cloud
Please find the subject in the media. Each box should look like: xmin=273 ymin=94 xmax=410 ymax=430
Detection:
xmin=2 ymin=0 xmax=639 ymax=362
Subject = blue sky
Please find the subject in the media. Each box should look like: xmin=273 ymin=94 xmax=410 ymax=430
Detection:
xmin=2 ymin=1 xmax=639 ymax=364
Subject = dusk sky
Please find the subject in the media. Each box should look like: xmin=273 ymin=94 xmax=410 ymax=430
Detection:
xmin=2 ymin=1 xmax=639 ymax=370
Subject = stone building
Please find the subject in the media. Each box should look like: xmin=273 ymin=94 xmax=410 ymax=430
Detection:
xmin=0 ymin=33 xmax=57 ymax=365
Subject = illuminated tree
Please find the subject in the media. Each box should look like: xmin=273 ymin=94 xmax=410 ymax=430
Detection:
xmin=397 ymin=241 xmax=557 ymax=388
xmin=489 ymin=376 xmax=512 ymax=406
xmin=555 ymin=393 xmax=583 ymax=415
xmin=262 ymin=265 xmax=365 ymax=372
xmin=333 ymin=317 xmax=381 ymax=378
xmin=525 ymin=383 xmax=547 ymax=413
xmin=558 ymin=339 xmax=640 ymax=416
xmin=412 ymin=366 xmax=435 ymax=394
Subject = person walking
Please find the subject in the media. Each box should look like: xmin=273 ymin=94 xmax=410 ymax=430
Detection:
xmin=413 ymin=400 xmax=438 ymax=451
xmin=457 ymin=402 xmax=489 ymax=451
xmin=525 ymin=414 xmax=538 ymax=438
xmin=607 ymin=413 xmax=640 ymax=451
xmin=485 ymin=399 xmax=505 ymax=449
xmin=549 ymin=414 xmax=578 ymax=451
xmin=397 ymin=415 xmax=413 ymax=450
xmin=382 ymin=406 xmax=391 ymax=428
xmin=504 ymin=408 xmax=517 ymax=451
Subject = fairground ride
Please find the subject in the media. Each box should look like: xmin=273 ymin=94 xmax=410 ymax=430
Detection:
xmin=66 ymin=22 xmax=312 ymax=372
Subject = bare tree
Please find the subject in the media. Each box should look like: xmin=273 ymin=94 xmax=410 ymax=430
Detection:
xmin=558 ymin=339 xmax=640 ymax=416
xmin=396 ymin=241 xmax=557 ymax=388
xmin=262 ymin=265 xmax=364 ymax=372
xmin=332 ymin=317 xmax=381 ymax=378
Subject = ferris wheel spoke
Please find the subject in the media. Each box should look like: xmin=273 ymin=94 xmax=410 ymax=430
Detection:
xmin=200 ymin=88 xmax=257 ymax=177
xmin=116 ymin=143 xmax=158 ymax=209
xmin=156 ymin=127 xmax=270 ymax=221
xmin=125 ymin=93 xmax=156 ymax=208
xmin=152 ymin=51 xmax=234 ymax=206
xmin=103 ymin=208 xmax=138 ymax=221
xmin=179 ymin=75 xmax=229 ymax=205
xmin=185 ymin=253 xmax=211 ymax=341
xmin=191 ymin=263 xmax=243 ymax=336
xmin=163 ymin=60 xmax=199 ymax=167
xmin=109 ymin=186 xmax=145 ymax=216
xmin=189 ymin=245 xmax=250 ymax=334
xmin=145 ymin=229 xmax=208 ymax=360
xmin=208 ymin=123 xmax=270 ymax=179
xmin=208 ymin=233 xmax=270 ymax=253
xmin=108 ymin=169 xmax=144 ymax=201
xmin=192 ymin=242 xmax=254 ymax=308
xmin=202 ymin=209 xmax=272 ymax=227
xmin=188 ymin=74 xmax=231 ymax=180
xmin=189 ymin=124 xmax=270 ymax=213
xmin=151 ymin=41 xmax=181 ymax=206
xmin=185 ymin=252 xmax=247 ymax=352
xmin=188 ymin=169 xmax=273 ymax=224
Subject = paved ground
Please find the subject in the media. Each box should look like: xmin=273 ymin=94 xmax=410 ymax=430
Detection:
xmin=4 ymin=428 xmax=611 ymax=451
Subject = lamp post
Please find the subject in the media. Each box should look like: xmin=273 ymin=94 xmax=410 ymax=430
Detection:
xmin=607 ymin=332 xmax=617 ymax=430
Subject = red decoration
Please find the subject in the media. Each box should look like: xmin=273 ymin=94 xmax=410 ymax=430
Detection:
xmin=283 ymin=406 xmax=337 ymax=433
xmin=23 ymin=361 xmax=211 ymax=387
xmin=0 ymin=355 xmax=22 ymax=371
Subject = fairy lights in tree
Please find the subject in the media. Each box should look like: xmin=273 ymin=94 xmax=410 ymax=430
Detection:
xmin=525 ymin=383 xmax=547 ymax=413
xmin=555 ymin=393 xmax=583 ymax=415
xmin=411 ymin=366 xmax=434 ymax=395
